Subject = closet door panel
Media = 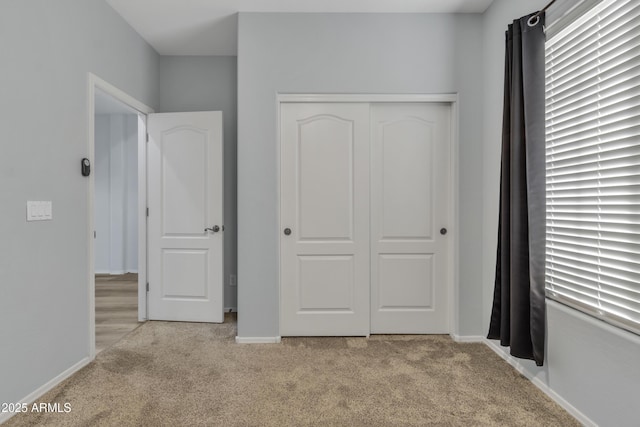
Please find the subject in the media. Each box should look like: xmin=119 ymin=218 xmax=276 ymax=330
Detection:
xmin=370 ymin=103 xmax=451 ymax=334
xmin=298 ymin=116 xmax=354 ymax=240
xmin=280 ymin=103 xmax=370 ymax=336
xmin=380 ymin=119 xmax=434 ymax=240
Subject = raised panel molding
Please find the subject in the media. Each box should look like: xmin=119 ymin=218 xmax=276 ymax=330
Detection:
xmin=378 ymin=253 xmax=434 ymax=310
xmin=161 ymin=126 xmax=208 ymax=236
xmin=297 ymin=115 xmax=354 ymax=241
xmin=297 ymin=255 xmax=354 ymax=312
xmin=379 ymin=118 xmax=434 ymax=241
xmin=162 ymin=249 xmax=209 ymax=299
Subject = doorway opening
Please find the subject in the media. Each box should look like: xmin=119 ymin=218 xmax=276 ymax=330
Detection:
xmin=88 ymin=74 xmax=154 ymax=358
xmin=94 ymin=90 xmax=141 ymax=353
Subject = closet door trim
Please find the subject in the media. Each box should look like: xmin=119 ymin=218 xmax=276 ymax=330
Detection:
xmin=278 ymin=94 xmax=458 ymax=104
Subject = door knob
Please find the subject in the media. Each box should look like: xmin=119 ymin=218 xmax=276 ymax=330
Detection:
xmin=205 ymin=225 xmax=221 ymax=233
xmin=284 ymin=228 xmax=292 ymax=236
xmin=440 ymin=228 xmax=448 ymax=235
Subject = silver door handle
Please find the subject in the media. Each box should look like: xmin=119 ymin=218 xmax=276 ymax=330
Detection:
xmin=205 ymin=225 xmax=221 ymax=233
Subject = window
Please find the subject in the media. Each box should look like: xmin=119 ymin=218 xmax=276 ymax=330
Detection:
xmin=545 ymin=0 xmax=640 ymax=334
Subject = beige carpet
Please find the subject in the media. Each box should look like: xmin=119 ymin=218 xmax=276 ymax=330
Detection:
xmin=6 ymin=314 xmax=578 ymax=427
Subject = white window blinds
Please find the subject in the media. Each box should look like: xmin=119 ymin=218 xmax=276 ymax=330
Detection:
xmin=545 ymin=0 xmax=603 ymax=39
xmin=545 ymin=0 xmax=640 ymax=334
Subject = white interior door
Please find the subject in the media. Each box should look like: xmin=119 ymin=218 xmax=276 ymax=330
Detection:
xmin=370 ymin=103 xmax=451 ymax=333
xmin=280 ymin=103 xmax=370 ymax=336
xmin=147 ymin=111 xmax=223 ymax=322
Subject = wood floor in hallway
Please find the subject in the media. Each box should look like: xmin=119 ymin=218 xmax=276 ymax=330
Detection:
xmin=95 ymin=273 xmax=140 ymax=354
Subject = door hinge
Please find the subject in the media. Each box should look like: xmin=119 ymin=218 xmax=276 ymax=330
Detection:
xmin=146 ymin=282 xmax=149 ymax=292
xmin=146 ymin=207 xmax=149 ymax=217
xmin=93 ymin=231 xmax=96 ymax=238
xmin=146 ymin=133 xmax=149 ymax=142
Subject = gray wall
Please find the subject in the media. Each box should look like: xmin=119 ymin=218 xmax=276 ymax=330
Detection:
xmin=95 ymin=114 xmax=139 ymax=274
xmin=0 ymin=0 xmax=158 ymax=405
xmin=237 ymin=13 xmax=484 ymax=338
xmin=158 ymin=56 xmax=238 ymax=309
xmin=482 ymin=1 xmax=640 ymax=425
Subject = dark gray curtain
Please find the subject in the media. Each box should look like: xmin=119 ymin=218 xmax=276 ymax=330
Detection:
xmin=488 ymin=12 xmax=547 ymax=367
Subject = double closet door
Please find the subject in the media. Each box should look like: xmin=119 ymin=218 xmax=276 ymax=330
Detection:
xmin=280 ymin=102 xmax=451 ymax=336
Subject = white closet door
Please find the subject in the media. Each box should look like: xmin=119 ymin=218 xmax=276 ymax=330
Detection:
xmin=280 ymin=103 xmax=370 ymax=336
xmin=370 ymin=103 xmax=451 ymax=334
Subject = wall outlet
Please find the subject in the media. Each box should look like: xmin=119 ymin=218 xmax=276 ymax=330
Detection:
xmin=229 ymin=274 xmax=237 ymax=287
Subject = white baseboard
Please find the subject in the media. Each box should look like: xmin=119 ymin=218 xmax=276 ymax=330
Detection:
xmin=483 ymin=339 xmax=596 ymax=427
xmin=235 ymin=336 xmax=281 ymax=344
xmin=224 ymin=307 xmax=237 ymax=313
xmin=0 ymin=356 xmax=91 ymax=424
xmin=450 ymin=334 xmax=485 ymax=343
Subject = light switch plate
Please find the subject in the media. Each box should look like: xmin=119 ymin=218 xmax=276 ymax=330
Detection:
xmin=27 ymin=201 xmax=52 ymax=221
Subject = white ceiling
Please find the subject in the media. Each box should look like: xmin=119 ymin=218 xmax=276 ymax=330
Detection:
xmin=106 ymin=0 xmax=495 ymax=56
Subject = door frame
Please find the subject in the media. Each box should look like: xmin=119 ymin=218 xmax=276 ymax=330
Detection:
xmin=276 ymin=93 xmax=460 ymax=338
xmin=87 ymin=73 xmax=154 ymax=359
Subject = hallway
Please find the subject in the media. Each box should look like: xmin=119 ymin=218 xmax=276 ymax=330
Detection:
xmin=95 ymin=273 xmax=139 ymax=353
